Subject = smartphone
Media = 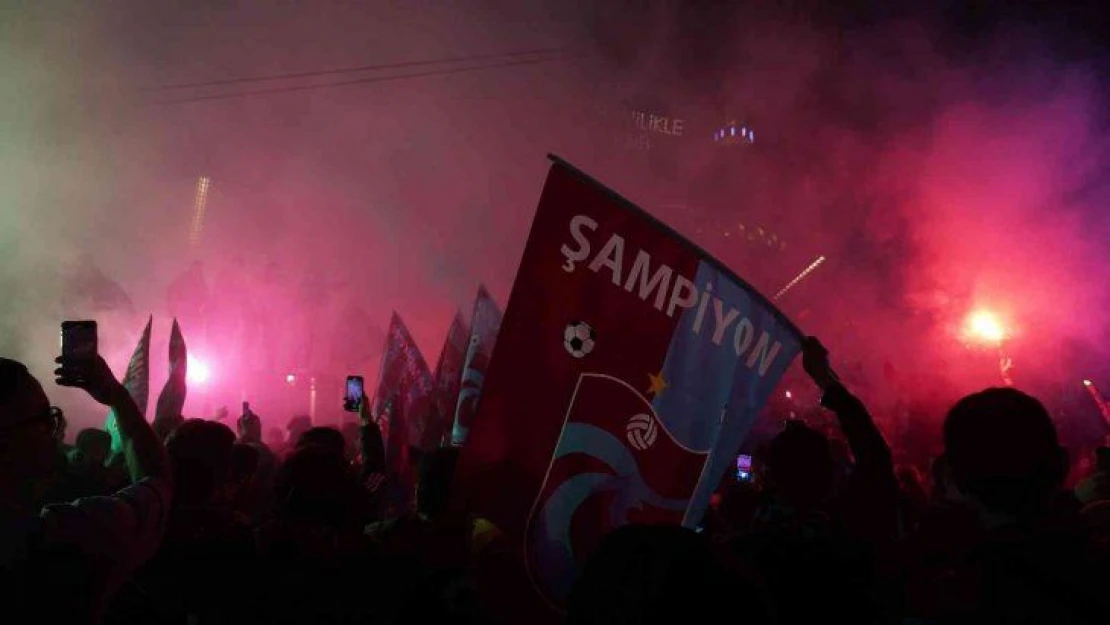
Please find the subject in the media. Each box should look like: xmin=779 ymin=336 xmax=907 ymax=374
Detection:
xmin=736 ymin=454 xmax=753 ymax=482
xmin=61 ymin=320 xmax=98 ymax=361
xmin=344 ymin=375 xmax=364 ymax=412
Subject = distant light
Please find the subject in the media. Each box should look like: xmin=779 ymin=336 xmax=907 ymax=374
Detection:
xmin=285 ymin=374 xmax=296 ymax=385
xmin=785 ymin=390 xmax=793 ymax=399
xmin=963 ymin=309 xmax=1007 ymax=344
xmin=714 ymin=121 xmax=754 ymax=146
xmin=1083 ymin=379 xmax=1093 ymax=387
xmin=186 ymin=356 xmax=211 ymax=386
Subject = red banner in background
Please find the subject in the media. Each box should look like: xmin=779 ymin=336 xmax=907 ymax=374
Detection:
xmin=373 ymin=312 xmax=433 ymax=509
xmin=450 ymin=284 xmax=502 ymax=446
xmin=154 ymin=318 xmax=188 ymax=425
xmin=426 ymin=311 xmax=468 ymax=449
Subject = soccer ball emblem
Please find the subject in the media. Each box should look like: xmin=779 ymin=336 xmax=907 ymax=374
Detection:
xmin=626 ymin=413 xmax=657 ymax=450
xmin=563 ymin=321 xmax=596 ymax=358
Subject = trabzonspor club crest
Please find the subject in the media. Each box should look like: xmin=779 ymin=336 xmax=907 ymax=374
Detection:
xmin=523 ymin=373 xmax=709 ymax=611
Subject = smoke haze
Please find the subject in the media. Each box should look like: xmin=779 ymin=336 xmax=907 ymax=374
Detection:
xmin=3 ymin=1 xmax=1110 ymax=432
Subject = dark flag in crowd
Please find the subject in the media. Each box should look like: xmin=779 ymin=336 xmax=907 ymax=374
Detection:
xmin=106 ymin=315 xmax=152 ymax=452
xmin=154 ymin=319 xmax=188 ymax=426
xmin=373 ymin=313 xmax=433 ymax=507
xmin=424 ymin=310 xmax=468 ymax=449
xmin=377 ymin=396 xmax=413 ymax=509
xmin=453 ymin=157 xmax=802 ymax=615
xmin=450 ymin=284 xmax=502 ymax=446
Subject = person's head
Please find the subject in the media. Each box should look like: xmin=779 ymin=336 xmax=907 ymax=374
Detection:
xmin=228 ymin=443 xmax=260 ymax=496
xmin=265 ymin=427 xmax=285 ymax=449
xmin=237 ymin=410 xmax=262 ymax=444
xmin=153 ymin=414 xmax=185 ymax=442
xmin=166 ymin=419 xmax=237 ymax=507
xmin=766 ymin=420 xmax=834 ymax=511
xmin=74 ymin=428 xmax=112 ymax=467
xmin=286 ymin=414 xmax=311 ymax=441
xmin=1094 ymin=446 xmax=1110 ymax=473
xmin=273 ymin=446 xmax=358 ymax=527
xmin=0 ymin=359 xmax=59 ymax=481
xmin=943 ymin=387 xmax=1065 ymax=519
xmin=417 ymin=447 xmax=459 ymax=521
xmin=295 ymin=426 xmax=347 ymax=458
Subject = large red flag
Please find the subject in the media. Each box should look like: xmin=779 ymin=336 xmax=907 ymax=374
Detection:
xmin=453 ymin=157 xmax=802 ymax=617
xmin=106 ymin=315 xmax=152 ymax=452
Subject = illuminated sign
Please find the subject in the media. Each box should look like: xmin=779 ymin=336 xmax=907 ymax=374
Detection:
xmin=630 ymin=110 xmax=686 ymax=137
xmin=613 ymin=108 xmax=688 ymax=152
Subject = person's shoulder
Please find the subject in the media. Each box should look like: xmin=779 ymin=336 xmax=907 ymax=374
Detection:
xmin=113 ymin=476 xmax=172 ymax=509
xmin=41 ymin=476 xmax=171 ymax=531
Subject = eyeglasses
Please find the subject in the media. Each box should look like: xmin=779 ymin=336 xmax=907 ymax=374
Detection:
xmin=0 ymin=406 xmax=64 ymax=438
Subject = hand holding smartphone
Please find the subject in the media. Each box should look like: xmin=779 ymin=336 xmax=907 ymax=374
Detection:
xmin=736 ymin=454 xmax=753 ymax=482
xmin=344 ymin=375 xmax=364 ymax=412
xmin=55 ymin=321 xmax=124 ymax=407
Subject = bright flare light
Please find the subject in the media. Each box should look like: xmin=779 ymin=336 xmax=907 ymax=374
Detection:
xmin=285 ymin=374 xmax=296 ymax=385
xmin=186 ymin=356 xmax=211 ymax=385
xmin=964 ymin=309 xmax=1007 ymax=344
xmin=1083 ymin=379 xmax=1093 ymax=387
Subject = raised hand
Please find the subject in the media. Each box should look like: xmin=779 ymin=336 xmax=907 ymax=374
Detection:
xmin=358 ymin=392 xmax=373 ymax=425
xmin=801 ymin=336 xmax=838 ymax=390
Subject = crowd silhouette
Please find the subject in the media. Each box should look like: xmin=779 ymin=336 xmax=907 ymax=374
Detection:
xmin=1 ymin=337 xmax=1109 ymax=624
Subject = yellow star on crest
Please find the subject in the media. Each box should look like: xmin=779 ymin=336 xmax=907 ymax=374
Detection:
xmin=646 ymin=371 xmax=668 ymax=398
